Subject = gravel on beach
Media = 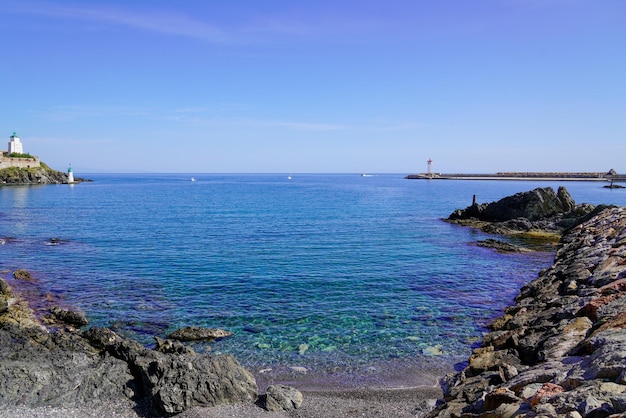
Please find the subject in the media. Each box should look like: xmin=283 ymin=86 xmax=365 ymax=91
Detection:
xmin=1 ymin=386 xmax=442 ymax=418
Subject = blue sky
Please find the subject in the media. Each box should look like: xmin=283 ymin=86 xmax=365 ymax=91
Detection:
xmin=1 ymin=1 xmax=624 ymax=174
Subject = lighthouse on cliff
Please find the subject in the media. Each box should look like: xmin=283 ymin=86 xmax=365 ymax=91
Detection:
xmin=8 ymin=132 xmax=23 ymax=154
xmin=67 ymin=164 xmax=75 ymax=183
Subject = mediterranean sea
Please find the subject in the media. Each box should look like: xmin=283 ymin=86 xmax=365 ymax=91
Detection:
xmin=2 ymin=174 xmax=626 ymax=389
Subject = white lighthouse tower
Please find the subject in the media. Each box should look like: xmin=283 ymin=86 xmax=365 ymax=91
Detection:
xmin=8 ymin=132 xmax=23 ymax=155
xmin=427 ymin=158 xmax=433 ymax=179
xmin=67 ymin=164 xmax=75 ymax=184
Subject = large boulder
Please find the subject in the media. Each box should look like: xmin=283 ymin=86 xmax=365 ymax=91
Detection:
xmin=83 ymin=327 xmax=258 ymax=416
xmin=264 ymin=384 xmax=303 ymax=412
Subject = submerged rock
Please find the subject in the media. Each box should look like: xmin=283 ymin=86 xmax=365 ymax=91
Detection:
xmin=13 ymin=269 xmax=33 ymax=281
xmin=167 ymin=326 xmax=233 ymax=341
xmin=476 ymin=239 xmax=531 ymax=253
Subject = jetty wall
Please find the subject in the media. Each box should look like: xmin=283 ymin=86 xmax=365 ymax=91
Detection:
xmin=405 ymin=172 xmax=626 ymax=182
xmin=426 ymin=206 xmax=626 ymax=417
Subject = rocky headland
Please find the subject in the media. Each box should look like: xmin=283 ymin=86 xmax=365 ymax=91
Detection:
xmin=0 ymin=163 xmax=89 ymax=184
xmin=425 ymin=190 xmax=626 ymax=417
xmin=447 ymin=187 xmax=612 ymax=243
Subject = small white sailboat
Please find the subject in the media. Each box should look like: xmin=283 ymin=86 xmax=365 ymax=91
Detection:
xmin=191 ymin=177 xmax=196 ymax=182
xmin=287 ymin=174 xmax=292 ymax=180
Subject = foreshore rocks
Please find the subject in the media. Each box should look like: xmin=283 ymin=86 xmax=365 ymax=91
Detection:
xmin=426 ymin=206 xmax=626 ymax=417
xmin=447 ymin=187 xmax=607 ymax=238
xmin=0 ymin=277 xmax=258 ymax=416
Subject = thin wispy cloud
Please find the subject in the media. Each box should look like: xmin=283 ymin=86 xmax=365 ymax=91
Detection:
xmin=8 ymin=2 xmax=230 ymax=43
xmin=7 ymin=1 xmax=389 ymax=44
xmin=39 ymin=105 xmax=159 ymax=122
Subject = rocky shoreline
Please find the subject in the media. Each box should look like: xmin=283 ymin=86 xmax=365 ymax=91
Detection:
xmin=425 ymin=191 xmax=626 ymax=417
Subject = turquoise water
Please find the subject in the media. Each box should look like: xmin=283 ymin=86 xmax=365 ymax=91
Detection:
xmin=2 ymin=174 xmax=625 ymax=387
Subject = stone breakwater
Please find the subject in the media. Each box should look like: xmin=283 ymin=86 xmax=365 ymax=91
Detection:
xmin=426 ymin=206 xmax=626 ymax=417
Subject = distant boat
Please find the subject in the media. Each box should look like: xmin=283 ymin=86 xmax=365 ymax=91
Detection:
xmin=191 ymin=177 xmax=195 ymax=182
xmin=287 ymin=175 xmax=292 ymax=180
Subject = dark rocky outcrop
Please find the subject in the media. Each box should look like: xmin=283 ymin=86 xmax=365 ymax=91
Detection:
xmin=0 ymin=288 xmax=258 ymax=416
xmin=167 ymin=326 xmax=234 ymax=341
xmin=0 ymin=163 xmax=91 ymax=185
xmin=44 ymin=306 xmax=89 ymax=327
xmin=426 ymin=206 xmax=626 ymax=417
xmin=447 ymin=187 xmax=602 ymax=238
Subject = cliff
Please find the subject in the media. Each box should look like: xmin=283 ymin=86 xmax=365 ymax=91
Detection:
xmin=427 ymin=206 xmax=626 ymax=417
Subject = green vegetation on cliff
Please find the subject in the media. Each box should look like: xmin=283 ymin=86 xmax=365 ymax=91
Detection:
xmin=5 ymin=152 xmax=35 ymax=159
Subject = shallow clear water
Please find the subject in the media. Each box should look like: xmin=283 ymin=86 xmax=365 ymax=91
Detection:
xmin=1 ymin=174 xmax=625 ymax=387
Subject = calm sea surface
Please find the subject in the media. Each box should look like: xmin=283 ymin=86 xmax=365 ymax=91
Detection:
xmin=2 ymin=174 xmax=626 ymax=388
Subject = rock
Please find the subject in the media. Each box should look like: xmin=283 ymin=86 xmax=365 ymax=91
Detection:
xmin=264 ymin=384 xmax=303 ymax=412
xmin=167 ymin=326 xmax=233 ymax=341
xmin=446 ymin=187 xmax=598 ymax=239
xmin=529 ymin=382 xmax=565 ymax=406
xmin=46 ymin=306 xmax=89 ymax=327
xmin=140 ymin=352 xmax=258 ymax=415
xmin=450 ymin=187 xmax=574 ymax=222
xmin=83 ymin=327 xmax=258 ymax=416
xmin=0 ymin=305 xmax=259 ymax=418
xmin=422 ymin=345 xmax=444 ymax=356
xmin=476 ymin=238 xmax=531 ymax=253
xmin=0 ymin=277 xmax=11 ymax=295
xmin=483 ymin=387 xmax=522 ymax=411
xmin=0 ymin=323 xmax=137 ymax=409
xmin=154 ymin=336 xmax=196 ymax=355
xmin=13 ymin=269 xmax=33 ymax=280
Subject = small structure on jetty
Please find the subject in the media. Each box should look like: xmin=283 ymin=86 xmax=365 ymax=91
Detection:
xmin=405 ymin=169 xmax=626 ymax=183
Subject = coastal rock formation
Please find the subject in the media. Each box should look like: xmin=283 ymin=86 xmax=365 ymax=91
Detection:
xmin=0 ymin=162 xmax=90 ymax=185
xmin=426 ymin=206 xmax=626 ymax=417
xmin=0 ymin=282 xmax=258 ymax=417
xmin=447 ymin=186 xmax=602 ymax=237
xmin=0 ymin=164 xmax=69 ymax=184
